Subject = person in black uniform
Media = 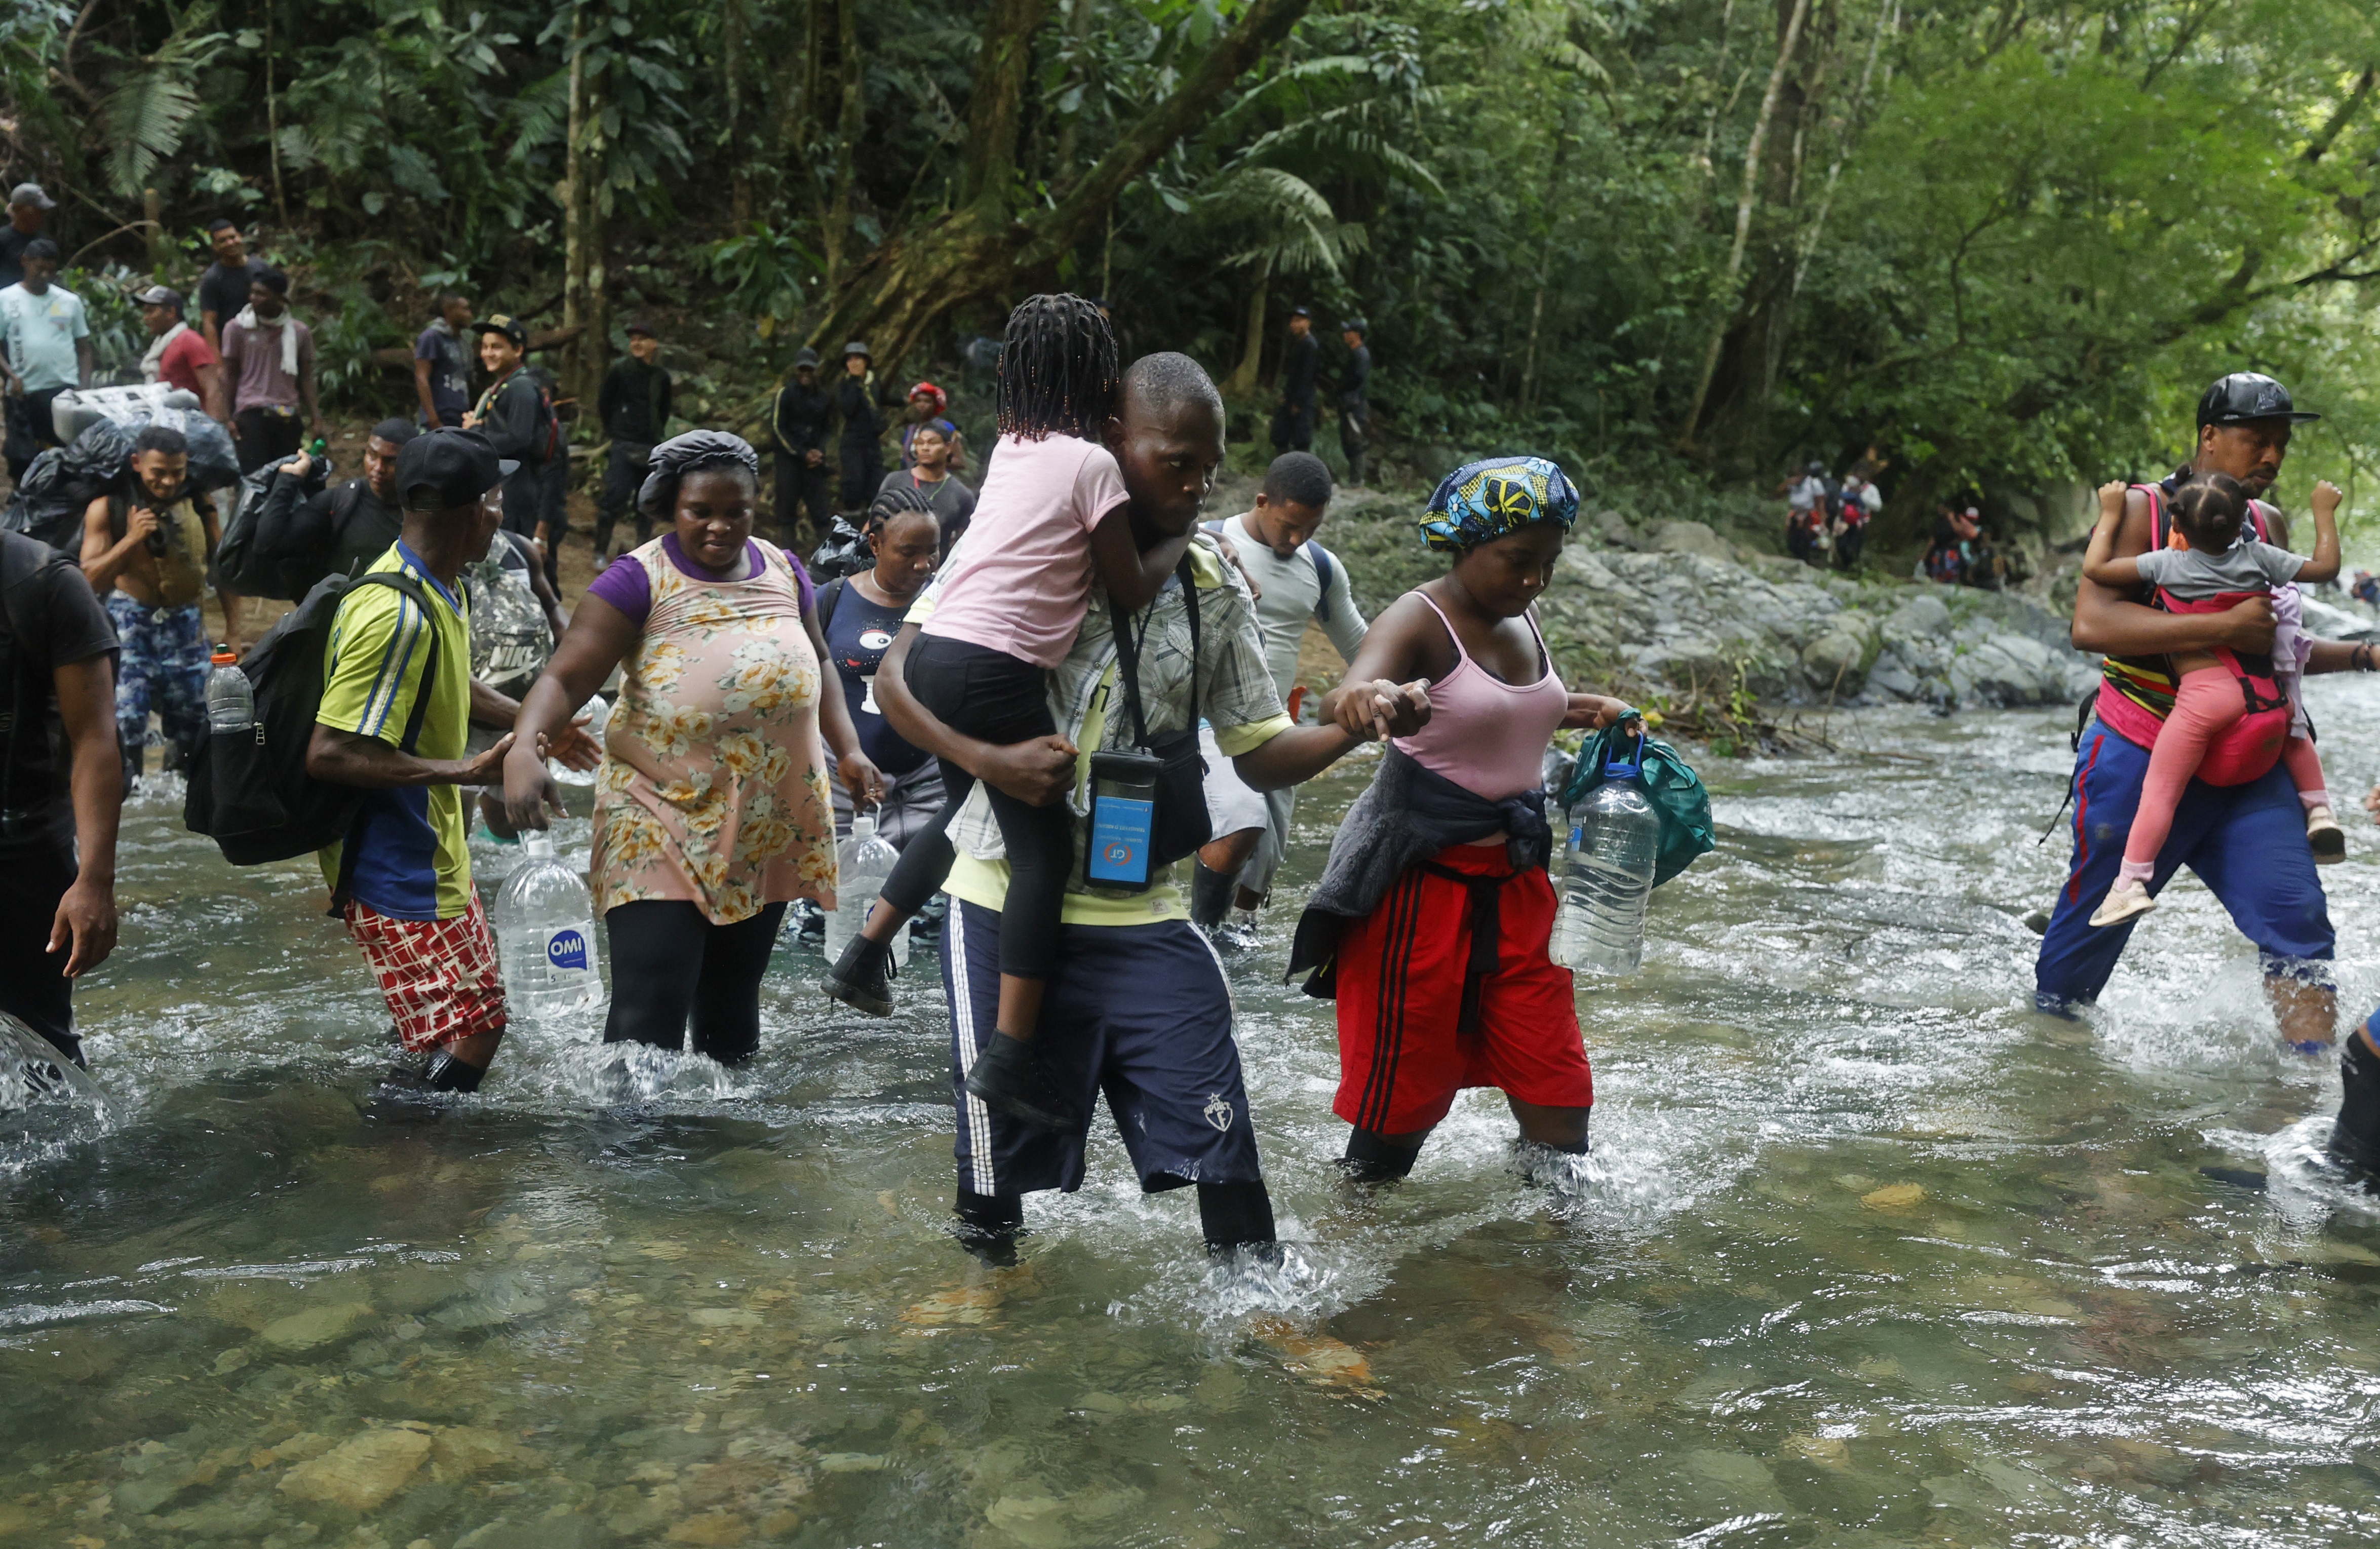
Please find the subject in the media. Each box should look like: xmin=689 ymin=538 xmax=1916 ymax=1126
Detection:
xmin=594 ymin=319 xmax=674 ymax=562
xmin=1337 ymin=317 xmax=1371 ymax=487
xmin=463 ymin=313 xmax=555 ymax=566
xmin=1271 ymin=306 xmax=1318 ymax=453
xmin=835 ymin=340 xmax=886 ymax=514
xmin=772 ymin=345 xmax=835 ymax=546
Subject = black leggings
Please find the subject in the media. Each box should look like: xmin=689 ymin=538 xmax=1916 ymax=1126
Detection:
xmin=602 ymin=900 xmax=787 ymax=1064
xmin=878 ymin=635 xmax=1072 ymax=982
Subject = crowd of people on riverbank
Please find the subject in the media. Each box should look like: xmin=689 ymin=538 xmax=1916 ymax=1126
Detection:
xmin=6 ymin=250 xmax=2380 ymax=1261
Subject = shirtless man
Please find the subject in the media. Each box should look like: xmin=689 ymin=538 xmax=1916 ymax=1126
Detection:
xmin=81 ymin=425 xmax=223 ymax=790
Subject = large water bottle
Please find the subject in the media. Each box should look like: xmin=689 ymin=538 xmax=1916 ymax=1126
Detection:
xmin=553 ymin=693 xmax=611 ymax=788
xmin=205 ymin=648 xmax=253 ymax=733
xmin=1554 ymin=734 xmax=1661 ymax=975
xmin=822 ymin=813 xmax=910 ymax=968
xmin=495 ymin=830 xmax=603 ymax=1020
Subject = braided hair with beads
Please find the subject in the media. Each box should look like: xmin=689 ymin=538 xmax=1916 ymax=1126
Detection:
xmin=994 ymin=293 xmax=1119 ymax=443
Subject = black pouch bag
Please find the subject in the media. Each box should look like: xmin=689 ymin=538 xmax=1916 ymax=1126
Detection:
xmin=1083 ymin=558 xmax=1209 ymax=892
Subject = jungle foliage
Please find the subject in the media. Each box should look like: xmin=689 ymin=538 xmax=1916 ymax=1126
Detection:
xmin=6 ymin=0 xmax=2377 ymax=531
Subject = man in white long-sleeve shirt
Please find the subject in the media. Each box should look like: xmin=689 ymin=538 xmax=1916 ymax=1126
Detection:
xmin=1193 ymin=451 xmax=1369 ymax=927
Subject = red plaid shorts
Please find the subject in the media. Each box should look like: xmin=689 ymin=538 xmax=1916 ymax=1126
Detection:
xmin=342 ymin=896 xmax=508 ymax=1053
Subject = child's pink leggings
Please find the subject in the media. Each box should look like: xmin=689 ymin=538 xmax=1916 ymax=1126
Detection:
xmin=2120 ymin=666 xmax=2327 ymax=884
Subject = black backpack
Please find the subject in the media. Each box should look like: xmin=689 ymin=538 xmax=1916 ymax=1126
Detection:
xmin=183 ymin=570 xmax=444 ymax=900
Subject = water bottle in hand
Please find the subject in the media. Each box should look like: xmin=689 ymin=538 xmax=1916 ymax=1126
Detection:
xmin=823 ymin=813 xmax=909 ymax=968
xmin=205 ymin=648 xmax=253 ymax=734
xmin=1554 ymin=734 xmax=1661 ymax=975
xmin=495 ymin=830 xmax=603 ymax=1021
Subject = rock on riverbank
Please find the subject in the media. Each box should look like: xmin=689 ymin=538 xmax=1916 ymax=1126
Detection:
xmin=1537 ymin=521 xmax=2096 ymax=709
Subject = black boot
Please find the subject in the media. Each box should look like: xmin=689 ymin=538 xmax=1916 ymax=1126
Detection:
xmin=823 ymin=934 xmax=899 ymax=1016
xmin=2329 ymin=1030 xmax=2380 ymax=1179
xmin=963 ymin=1032 xmax=1084 ymax=1134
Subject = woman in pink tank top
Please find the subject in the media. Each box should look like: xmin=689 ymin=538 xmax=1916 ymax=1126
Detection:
xmin=1305 ymin=456 xmax=1633 ymax=1186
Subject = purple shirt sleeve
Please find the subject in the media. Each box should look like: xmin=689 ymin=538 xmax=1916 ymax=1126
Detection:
xmin=584 ymin=556 xmax=652 ymax=627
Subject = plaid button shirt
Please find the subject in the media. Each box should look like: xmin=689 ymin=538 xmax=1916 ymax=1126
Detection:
xmin=918 ymin=534 xmax=1290 ymax=892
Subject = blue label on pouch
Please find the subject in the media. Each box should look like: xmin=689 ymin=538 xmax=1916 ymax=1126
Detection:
xmin=1087 ymin=797 xmax=1155 ymax=884
xmin=547 ymin=929 xmax=590 ymax=971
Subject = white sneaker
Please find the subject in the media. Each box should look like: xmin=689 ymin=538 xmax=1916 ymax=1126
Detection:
xmin=2309 ymin=806 xmax=2346 ymax=865
xmin=2089 ymin=879 xmax=2158 ymax=928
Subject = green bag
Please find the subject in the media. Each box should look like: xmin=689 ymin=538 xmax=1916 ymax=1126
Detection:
xmin=1558 ymin=716 xmax=1716 ymax=887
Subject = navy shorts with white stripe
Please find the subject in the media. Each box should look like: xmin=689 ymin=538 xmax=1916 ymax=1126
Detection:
xmin=940 ymin=898 xmax=1265 ymax=1198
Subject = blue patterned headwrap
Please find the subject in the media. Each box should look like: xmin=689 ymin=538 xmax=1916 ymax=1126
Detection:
xmin=1417 ymin=455 xmax=1580 ymax=551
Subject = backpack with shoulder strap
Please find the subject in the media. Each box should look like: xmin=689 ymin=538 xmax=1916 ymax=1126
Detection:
xmin=815 ymin=574 xmax=846 ymax=633
xmin=183 ymin=570 xmax=445 ymax=902
xmin=1203 ymin=520 xmax=1340 ymax=623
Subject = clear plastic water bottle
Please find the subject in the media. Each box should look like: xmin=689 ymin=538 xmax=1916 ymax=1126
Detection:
xmin=495 ymin=830 xmax=603 ymax=1020
xmin=822 ymin=813 xmax=910 ymax=968
xmin=1554 ymin=735 xmax=1661 ymax=975
xmin=205 ymin=647 xmax=253 ymax=733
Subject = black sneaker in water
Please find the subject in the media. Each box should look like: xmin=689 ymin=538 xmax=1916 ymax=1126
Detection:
xmin=823 ymin=935 xmax=899 ymax=1017
xmin=963 ymin=1032 xmax=1084 ymax=1134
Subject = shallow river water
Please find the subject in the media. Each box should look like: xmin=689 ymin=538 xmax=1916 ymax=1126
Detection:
xmin=12 ymin=678 xmax=2380 ymax=1548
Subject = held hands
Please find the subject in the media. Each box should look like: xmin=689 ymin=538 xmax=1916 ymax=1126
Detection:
xmin=459 ymin=731 xmax=518 ymax=789
xmin=1330 ymin=678 xmax=1433 ymax=742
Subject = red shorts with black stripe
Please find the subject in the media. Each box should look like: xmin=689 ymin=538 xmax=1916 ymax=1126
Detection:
xmin=342 ymin=896 xmax=508 ymax=1054
xmin=1333 ymin=842 xmax=1593 ymax=1135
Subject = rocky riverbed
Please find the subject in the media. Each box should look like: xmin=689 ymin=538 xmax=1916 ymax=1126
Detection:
xmin=1550 ymin=518 xmax=2379 ymax=711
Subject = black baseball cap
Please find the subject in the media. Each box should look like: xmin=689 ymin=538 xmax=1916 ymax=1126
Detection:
xmin=395 ymin=429 xmax=515 ymax=512
xmin=625 ymin=318 xmax=657 ymax=337
xmin=1289 ymin=305 xmax=1312 ymax=319
xmin=472 ymin=313 xmax=528 ymax=347
xmin=2197 ymin=372 xmax=2320 ymax=428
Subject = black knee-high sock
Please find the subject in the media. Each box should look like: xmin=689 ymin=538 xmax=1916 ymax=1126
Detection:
xmin=1341 ymin=1129 xmax=1421 ymax=1183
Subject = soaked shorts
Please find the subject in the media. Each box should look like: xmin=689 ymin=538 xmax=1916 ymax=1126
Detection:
xmin=2035 ymin=720 xmax=2335 ymax=1015
xmin=342 ymin=896 xmax=507 ymax=1053
xmin=105 ymin=594 xmax=208 ymax=766
xmin=1334 ymin=844 xmax=1594 ymax=1135
xmin=940 ymin=898 xmax=1262 ymax=1197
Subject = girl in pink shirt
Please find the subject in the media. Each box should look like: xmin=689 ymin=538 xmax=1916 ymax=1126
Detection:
xmin=823 ymin=295 xmax=1194 ymax=1135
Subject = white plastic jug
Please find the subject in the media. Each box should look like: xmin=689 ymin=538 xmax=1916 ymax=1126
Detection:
xmin=823 ymin=814 xmax=909 ymax=968
xmin=494 ymin=830 xmax=604 ymax=1020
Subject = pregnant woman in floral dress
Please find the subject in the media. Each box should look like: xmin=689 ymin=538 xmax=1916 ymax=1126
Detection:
xmin=504 ymin=431 xmax=882 ymax=1061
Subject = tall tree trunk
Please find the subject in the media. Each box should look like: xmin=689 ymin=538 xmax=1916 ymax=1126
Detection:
xmin=1050 ymin=0 xmax=1096 ymax=193
xmin=822 ymin=0 xmax=865 ymax=292
xmin=1516 ymin=109 xmax=1573 ymax=413
xmin=1676 ymin=0 xmax=1814 ymax=451
xmin=766 ymin=0 xmax=817 ymax=219
xmin=724 ymin=0 xmax=754 ymax=225
xmin=1222 ymin=254 xmax=1272 ymax=398
xmin=958 ymin=0 xmax=1059 ymax=212
xmin=561 ymin=5 xmax=605 ymax=404
xmin=811 ymin=0 xmax=1315 ymax=370
xmin=263 ymin=0 xmax=288 ymax=227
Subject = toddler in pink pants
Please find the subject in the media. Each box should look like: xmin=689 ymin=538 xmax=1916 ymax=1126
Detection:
xmin=2081 ymin=470 xmax=2344 ymax=927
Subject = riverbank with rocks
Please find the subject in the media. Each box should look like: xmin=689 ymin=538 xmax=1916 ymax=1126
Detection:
xmin=1298 ymin=485 xmax=2379 ymax=715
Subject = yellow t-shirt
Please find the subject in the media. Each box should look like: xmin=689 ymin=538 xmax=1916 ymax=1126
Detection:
xmin=314 ymin=543 xmax=476 ymax=919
